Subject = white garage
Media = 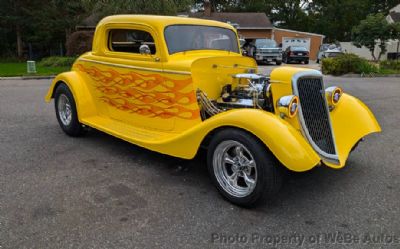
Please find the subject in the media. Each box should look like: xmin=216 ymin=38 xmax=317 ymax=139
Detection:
xmin=281 ymin=37 xmax=311 ymax=51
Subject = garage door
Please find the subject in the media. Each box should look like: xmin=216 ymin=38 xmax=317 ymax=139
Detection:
xmin=282 ymin=37 xmax=311 ymax=51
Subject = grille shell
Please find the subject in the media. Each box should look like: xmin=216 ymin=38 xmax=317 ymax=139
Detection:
xmin=293 ymin=75 xmax=338 ymax=162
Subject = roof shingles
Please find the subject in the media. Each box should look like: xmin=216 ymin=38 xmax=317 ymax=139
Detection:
xmin=189 ymin=12 xmax=273 ymax=29
xmin=389 ymin=11 xmax=400 ymax=22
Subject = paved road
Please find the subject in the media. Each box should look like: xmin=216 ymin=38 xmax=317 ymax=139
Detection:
xmin=0 ymin=75 xmax=399 ymax=249
xmin=258 ymin=61 xmax=321 ymax=75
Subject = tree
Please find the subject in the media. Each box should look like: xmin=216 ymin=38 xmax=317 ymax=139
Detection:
xmin=393 ymin=22 xmax=400 ymax=55
xmin=0 ymin=0 xmax=88 ymax=58
xmin=83 ymin=0 xmax=193 ymax=17
xmin=352 ymin=13 xmax=399 ymax=61
xmin=0 ymin=0 xmax=38 ymax=57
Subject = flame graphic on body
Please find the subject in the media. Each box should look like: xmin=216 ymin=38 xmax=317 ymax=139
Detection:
xmin=76 ymin=64 xmax=200 ymax=120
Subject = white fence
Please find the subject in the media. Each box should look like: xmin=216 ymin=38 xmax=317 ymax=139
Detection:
xmin=340 ymin=41 xmax=400 ymax=60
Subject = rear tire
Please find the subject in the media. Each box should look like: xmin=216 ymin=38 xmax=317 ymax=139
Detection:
xmin=305 ymin=60 xmax=309 ymax=64
xmin=207 ymin=128 xmax=282 ymax=207
xmin=54 ymin=83 xmax=86 ymax=137
xmin=276 ymin=60 xmax=282 ymax=65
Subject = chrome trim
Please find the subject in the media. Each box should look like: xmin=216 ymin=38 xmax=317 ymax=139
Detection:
xmin=325 ymin=86 xmax=343 ymax=111
xmin=57 ymin=94 xmax=72 ymax=126
xmin=277 ymin=95 xmax=298 ymax=118
xmin=213 ymin=140 xmax=257 ymax=198
xmin=291 ymin=70 xmax=340 ymax=164
xmin=77 ymin=58 xmax=192 ymax=75
xmin=277 ymin=95 xmax=296 ymax=107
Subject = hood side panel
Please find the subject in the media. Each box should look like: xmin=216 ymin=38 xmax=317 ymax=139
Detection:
xmin=191 ymin=56 xmax=257 ymax=99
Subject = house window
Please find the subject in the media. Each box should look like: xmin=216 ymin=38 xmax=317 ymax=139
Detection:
xmin=109 ymin=29 xmax=156 ymax=54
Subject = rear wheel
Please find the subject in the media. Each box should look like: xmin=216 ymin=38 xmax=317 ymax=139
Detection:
xmin=207 ymin=128 xmax=282 ymax=207
xmin=54 ymin=83 xmax=86 ymax=137
xmin=305 ymin=60 xmax=309 ymax=64
xmin=276 ymin=60 xmax=282 ymax=65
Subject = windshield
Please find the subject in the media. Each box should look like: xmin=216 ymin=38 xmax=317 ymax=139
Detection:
xmin=325 ymin=52 xmax=343 ymax=57
xmin=320 ymin=44 xmax=330 ymax=51
xmin=255 ymin=39 xmax=277 ymax=48
xmin=164 ymin=25 xmax=239 ymax=54
xmin=291 ymin=46 xmax=308 ymax=51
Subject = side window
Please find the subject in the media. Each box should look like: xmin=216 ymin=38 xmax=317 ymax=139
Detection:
xmin=109 ymin=29 xmax=156 ymax=54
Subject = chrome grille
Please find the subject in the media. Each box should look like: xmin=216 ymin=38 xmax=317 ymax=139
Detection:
xmin=295 ymin=76 xmax=337 ymax=157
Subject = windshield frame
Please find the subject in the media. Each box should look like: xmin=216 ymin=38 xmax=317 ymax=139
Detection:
xmin=164 ymin=24 xmax=240 ymax=55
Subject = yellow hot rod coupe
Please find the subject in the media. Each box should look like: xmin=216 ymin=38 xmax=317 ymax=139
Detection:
xmin=45 ymin=15 xmax=380 ymax=206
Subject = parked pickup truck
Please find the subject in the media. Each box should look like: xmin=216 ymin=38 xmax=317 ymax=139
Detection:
xmin=253 ymin=39 xmax=282 ymax=65
xmin=45 ymin=15 xmax=380 ymax=207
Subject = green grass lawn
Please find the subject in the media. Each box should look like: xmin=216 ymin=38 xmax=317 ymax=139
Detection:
xmin=0 ymin=62 xmax=70 ymax=77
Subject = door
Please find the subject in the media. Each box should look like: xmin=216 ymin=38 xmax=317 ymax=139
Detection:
xmin=85 ymin=25 xmax=175 ymax=131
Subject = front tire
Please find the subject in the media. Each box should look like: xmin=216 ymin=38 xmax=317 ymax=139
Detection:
xmin=54 ymin=83 xmax=86 ymax=137
xmin=207 ymin=128 xmax=282 ymax=207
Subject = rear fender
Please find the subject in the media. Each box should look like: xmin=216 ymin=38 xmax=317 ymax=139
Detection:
xmin=45 ymin=71 xmax=96 ymax=120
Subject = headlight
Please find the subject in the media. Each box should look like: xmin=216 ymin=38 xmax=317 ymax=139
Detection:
xmin=277 ymin=95 xmax=299 ymax=118
xmin=325 ymin=86 xmax=343 ymax=109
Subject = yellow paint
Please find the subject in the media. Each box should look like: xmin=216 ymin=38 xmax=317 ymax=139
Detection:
xmin=269 ymin=66 xmax=381 ymax=168
xmin=326 ymin=93 xmax=381 ymax=168
xmin=45 ymin=15 xmax=380 ymax=172
xmin=269 ymin=66 xmax=310 ymax=130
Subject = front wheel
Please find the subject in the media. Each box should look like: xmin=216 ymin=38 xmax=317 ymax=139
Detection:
xmin=54 ymin=83 xmax=86 ymax=137
xmin=207 ymin=129 xmax=282 ymax=207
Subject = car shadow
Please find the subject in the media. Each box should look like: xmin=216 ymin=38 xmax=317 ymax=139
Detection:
xmin=81 ymin=128 xmax=358 ymax=210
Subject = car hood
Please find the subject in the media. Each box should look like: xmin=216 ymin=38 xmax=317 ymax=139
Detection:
xmin=257 ymin=47 xmax=281 ymax=51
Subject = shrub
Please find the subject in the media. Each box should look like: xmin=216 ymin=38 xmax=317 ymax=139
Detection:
xmin=39 ymin=56 xmax=77 ymax=67
xmin=66 ymin=31 xmax=94 ymax=56
xmin=321 ymin=53 xmax=378 ymax=76
xmin=379 ymin=60 xmax=400 ymax=71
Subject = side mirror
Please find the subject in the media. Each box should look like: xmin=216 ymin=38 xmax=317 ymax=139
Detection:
xmin=139 ymin=44 xmax=151 ymax=55
xmin=242 ymin=50 xmax=248 ymax=56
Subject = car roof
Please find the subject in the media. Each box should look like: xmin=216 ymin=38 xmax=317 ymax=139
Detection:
xmin=98 ymin=15 xmax=236 ymax=31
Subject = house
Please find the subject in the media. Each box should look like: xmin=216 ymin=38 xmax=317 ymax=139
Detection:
xmin=342 ymin=4 xmax=399 ymax=61
xmin=187 ymin=1 xmax=325 ymax=60
xmin=387 ymin=4 xmax=400 ymax=23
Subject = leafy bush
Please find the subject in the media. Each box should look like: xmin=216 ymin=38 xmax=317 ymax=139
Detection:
xmin=38 ymin=56 xmax=77 ymax=67
xmin=321 ymin=53 xmax=378 ymax=76
xmin=66 ymin=31 xmax=94 ymax=56
xmin=379 ymin=60 xmax=400 ymax=71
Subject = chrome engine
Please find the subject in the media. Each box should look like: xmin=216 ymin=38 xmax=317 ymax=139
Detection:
xmin=197 ymin=73 xmax=273 ymax=120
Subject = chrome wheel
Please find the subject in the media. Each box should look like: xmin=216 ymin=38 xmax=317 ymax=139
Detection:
xmin=213 ymin=140 xmax=257 ymax=198
xmin=57 ymin=94 xmax=72 ymax=126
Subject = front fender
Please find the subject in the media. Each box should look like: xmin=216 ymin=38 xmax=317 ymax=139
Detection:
xmin=326 ymin=93 xmax=381 ymax=168
xmin=153 ymin=109 xmax=320 ymax=172
xmin=45 ymin=71 xmax=96 ymax=120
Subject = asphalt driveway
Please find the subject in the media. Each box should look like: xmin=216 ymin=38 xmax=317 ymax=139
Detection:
xmin=0 ymin=75 xmax=399 ymax=249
